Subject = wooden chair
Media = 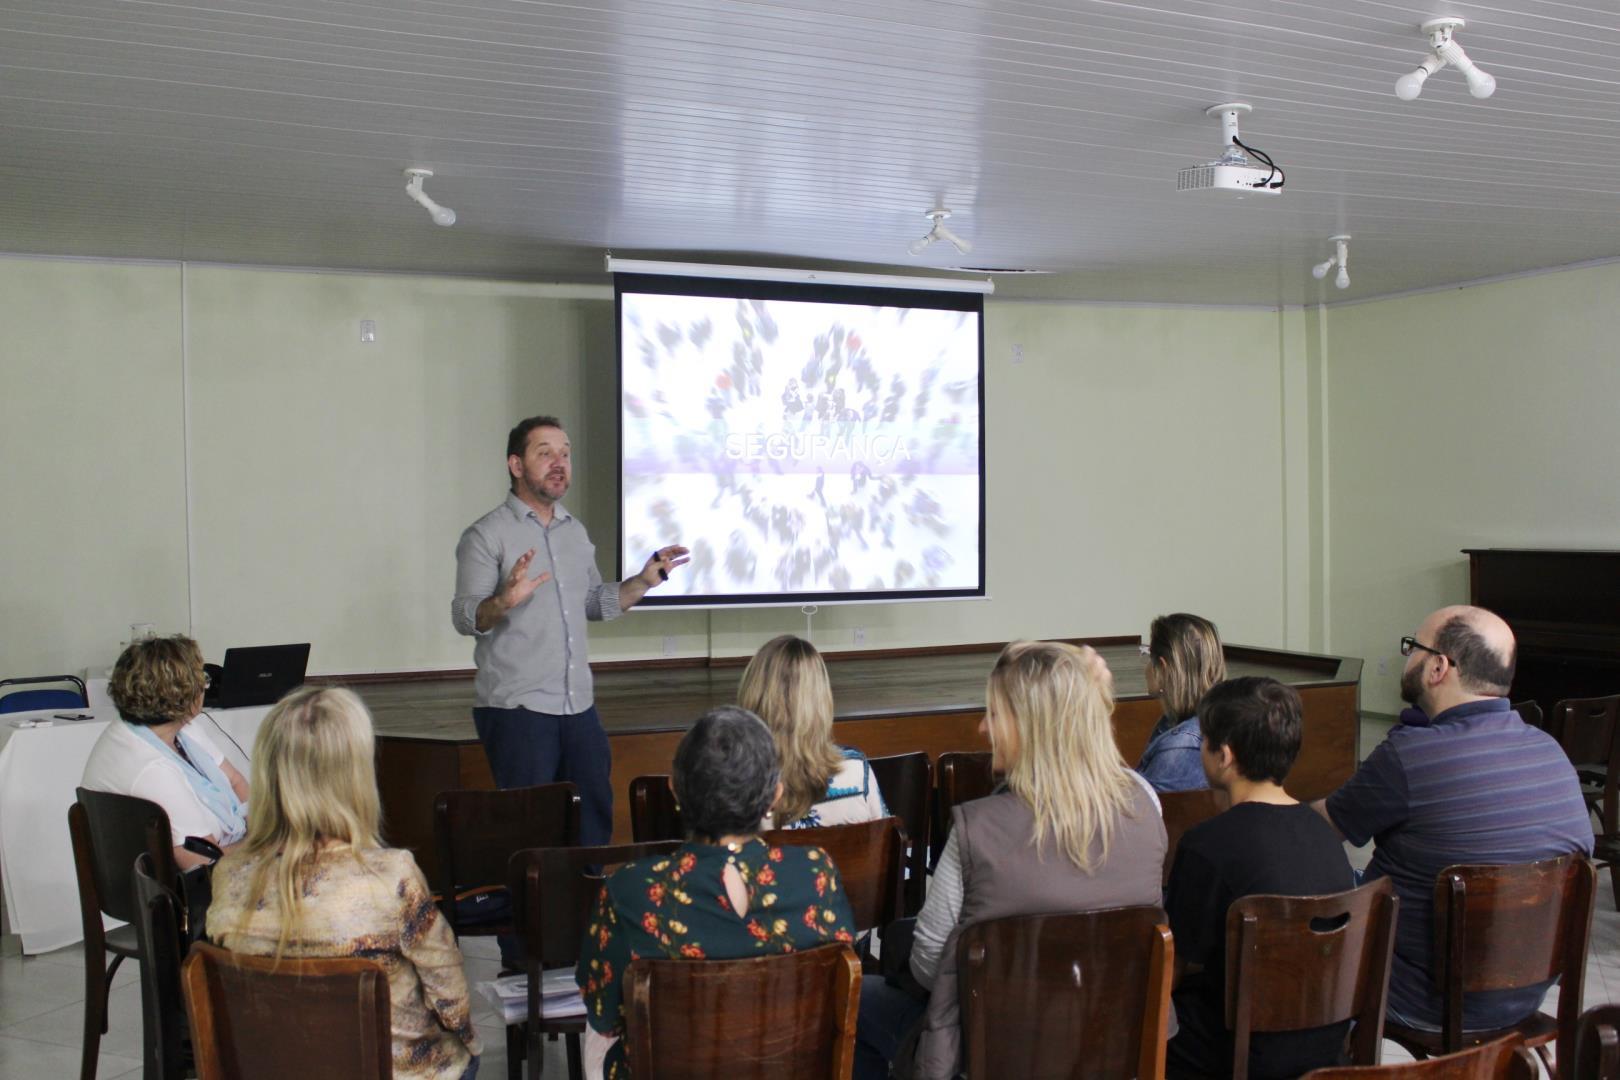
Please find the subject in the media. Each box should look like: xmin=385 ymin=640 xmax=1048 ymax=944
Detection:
xmin=1159 ymin=788 xmax=1224 ymax=886
xmin=1226 ymin=878 xmax=1399 ymax=1080
xmin=132 ymin=852 xmax=191 ymax=1080
xmin=867 ymin=752 xmax=931 ymax=915
xmin=69 ymin=787 xmax=180 ymax=1080
xmin=762 ymin=817 xmax=905 ymax=934
xmin=1301 ymin=1033 xmax=1537 ymax=1080
xmin=1554 ymin=696 xmax=1620 ymax=907
xmin=624 ymin=944 xmax=861 ymax=1078
xmin=1384 ymin=855 xmax=1596 ymax=1076
xmin=957 ymin=906 xmax=1173 ymax=1079
xmin=432 ymin=782 xmax=580 ymax=938
xmin=508 ymin=840 xmax=681 ymax=1079
xmin=629 ymin=774 xmax=684 ymax=842
xmin=1575 ymin=1005 xmax=1620 ymax=1080
xmin=1510 ymin=700 xmax=1545 ymax=734
xmin=181 ymin=941 xmax=392 ymax=1080
xmin=931 ymin=751 xmax=994 ymax=866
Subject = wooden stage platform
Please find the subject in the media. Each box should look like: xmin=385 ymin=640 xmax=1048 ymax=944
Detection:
xmin=359 ymin=638 xmax=1362 ymax=879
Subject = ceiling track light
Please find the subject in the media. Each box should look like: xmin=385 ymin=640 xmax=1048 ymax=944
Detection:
xmin=1311 ymin=234 xmax=1352 ymax=290
xmin=1396 ymin=18 xmax=1496 ymax=101
xmin=908 ymin=207 xmax=971 ymax=256
xmin=404 ymin=168 xmax=457 ymax=226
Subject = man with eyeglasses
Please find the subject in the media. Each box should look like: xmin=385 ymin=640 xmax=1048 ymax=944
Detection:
xmin=1313 ymin=605 xmax=1591 ymax=1035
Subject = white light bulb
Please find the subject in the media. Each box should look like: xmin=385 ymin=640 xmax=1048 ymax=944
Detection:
xmin=1312 ymin=260 xmax=1334 ymax=280
xmin=908 ymin=234 xmax=934 ymax=257
xmin=1464 ymin=67 xmax=1497 ymax=98
xmin=1335 ymin=265 xmax=1350 ymax=290
xmin=1395 ymin=68 xmax=1429 ymax=101
xmin=431 ymin=206 xmax=456 ymax=227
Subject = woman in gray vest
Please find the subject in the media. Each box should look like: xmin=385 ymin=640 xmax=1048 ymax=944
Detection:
xmin=856 ymin=641 xmax=1168 ymax=1079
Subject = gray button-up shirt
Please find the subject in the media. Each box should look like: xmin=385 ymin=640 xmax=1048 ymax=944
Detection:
xmin=452 ymin=493 xmax=623 ymax=713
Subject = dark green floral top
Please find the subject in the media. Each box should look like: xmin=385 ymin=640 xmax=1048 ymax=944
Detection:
xmin=576 ymin=838 xmax=857 ymax=1077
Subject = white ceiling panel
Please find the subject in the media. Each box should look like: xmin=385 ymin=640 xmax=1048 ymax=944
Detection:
xmin=1 ymin=0 xmax=1618 ymax=303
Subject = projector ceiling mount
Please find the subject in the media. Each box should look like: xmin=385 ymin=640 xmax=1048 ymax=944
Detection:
xmin=1177 ymin=102 xmax=1285 ymax=197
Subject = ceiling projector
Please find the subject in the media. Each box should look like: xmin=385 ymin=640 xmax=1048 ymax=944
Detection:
xmin=1177 ymin=103 xmax=1283 ymax=197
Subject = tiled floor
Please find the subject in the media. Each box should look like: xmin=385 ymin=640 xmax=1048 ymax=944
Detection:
xmin=0 ymin=715 xmax=1608 ymax=1078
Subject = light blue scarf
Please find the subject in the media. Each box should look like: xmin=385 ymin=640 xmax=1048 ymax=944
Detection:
xmin=128 ymin=721 xmax=248 ymax=846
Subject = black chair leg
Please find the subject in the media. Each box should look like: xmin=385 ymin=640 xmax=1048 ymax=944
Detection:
xmin=80 ymin=953 xmax=110 ymax=1080
xmin=507 ymin=1022 xmax=524 ymax=1080
xmin=566 ymin=1032 xmax=583 ymax=1080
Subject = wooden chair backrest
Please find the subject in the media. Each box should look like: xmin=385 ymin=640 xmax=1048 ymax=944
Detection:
xmin=629 ymin=775 xmax=684 ymax=843
xmin=133 ymin=852 xmax=190 ymax=1080
xmin=509 ymin=841 xmax=682 ymax=969
xmin=1510 ymin=700 xmax=1545 ymax=733
xmin=761 ymin=817 xmax=905 ymax=933
xmin=866 ymin=752 xmax=931 ymax=915
xmin=182 ymin=941 xmax=392 ymax=1080
xmin=1431 ymin=855 xmax=1595 ymax=1062
xmin=1301 ymin=1033 xmax=1537 ymax=1080
xmin=1575 ymin=1005 xmax=1620 ymax=1080
xmin=432 ymin=782 xmax=578 ymax=933
xmin=1225 ymin=877 xmax=1399 ymax=1080
xmin=1159 ymin=788 xmax=1223 ymax=887
xmin=624 ymin=944 xmax=860 ymax=1078
xmin=931 ymin=751 xmax=995 ymax=864
xmin=958 ymin=906 xmax=1173 ymax=1080
xmin=1554 ymin=695 xmax=1620 ymax=774
xmin=72 ymin=787 xmax=179 ymax=926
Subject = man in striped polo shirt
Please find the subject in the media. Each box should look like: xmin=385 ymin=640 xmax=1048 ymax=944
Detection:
xmin=1317 ymin=605 xmax=1592 ymax=1032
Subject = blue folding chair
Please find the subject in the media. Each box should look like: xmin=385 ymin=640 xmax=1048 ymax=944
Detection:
xmin=0 ymin=675 xmax=88 ymax=713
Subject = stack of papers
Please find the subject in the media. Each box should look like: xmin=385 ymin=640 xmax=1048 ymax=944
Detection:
xmin=477 ymin=969 xmax=587 ymax=1023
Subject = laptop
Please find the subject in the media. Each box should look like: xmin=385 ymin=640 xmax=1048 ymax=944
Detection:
xmin=206 ymin=643 xmax=312 ymax=708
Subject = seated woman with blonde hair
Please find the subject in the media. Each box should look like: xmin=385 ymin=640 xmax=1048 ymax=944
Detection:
xmin=82 ymin=635 xmax=250 ymax=869
xmin=854 ymin=641 xmax=1167 ymax=1080
xmin=207 ymin=686 xmax=480 ymax=1080
xmin=738 ymin=634 xmax=887 ymax=829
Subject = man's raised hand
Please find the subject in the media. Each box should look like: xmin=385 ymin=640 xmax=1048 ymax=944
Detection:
xmin=498 ymin=548 xmax=552 ymax=610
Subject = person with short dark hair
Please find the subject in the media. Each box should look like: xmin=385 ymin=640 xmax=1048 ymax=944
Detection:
xmin=1136 ymin=613 xmax=1227 ymax=793
xmin=1165 ymin=676 xmax=1354 ymax=1080
xmin=576 ymin=706 xmax=857 ymax=1079
xmin=452 ymin=415 xmax=690 ymax=850
xmin=1315 ymin=605 xmax=1592 ymax=1034
xmin=82 ymin=635 xmax=251 ymax=870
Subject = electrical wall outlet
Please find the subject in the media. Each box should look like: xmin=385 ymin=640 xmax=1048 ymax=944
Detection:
xmin=853 ymin=627 xmax=867 ymax=646
xmin=1010 ymin=343 xmax=1024 ymax=364
xmin=662 ymin=635 xmax=677 ymax=657
xmin=1376 ymin=657 xmax=1389 ymax=676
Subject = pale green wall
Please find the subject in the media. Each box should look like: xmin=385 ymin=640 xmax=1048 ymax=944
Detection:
xmin=2 ymin=256 xmax=1314 ymax=679
xmin=1323 ymin=262 xmax=1620 ymax=714
xmin=0 ymin=260 xmax=190 ymax=676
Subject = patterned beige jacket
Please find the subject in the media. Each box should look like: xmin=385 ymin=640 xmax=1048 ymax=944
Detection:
xmin=208 ymin=844 xmax=481 ymax=1080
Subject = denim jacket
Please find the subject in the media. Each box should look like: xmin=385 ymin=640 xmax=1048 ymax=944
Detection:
xmin=1136 ymin=714 xmax=1209 ymax=793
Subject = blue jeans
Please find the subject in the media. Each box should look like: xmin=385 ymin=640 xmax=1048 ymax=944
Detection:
xmin=855 ymin=980 xmax=927 ymax=1080
xmin=460 ymin=1055 xmax=480 ymax=1079
xmin=473 ymin=704 xmax=613 ymax=845
xmin=473 ymin=704 xmax=612 ymax=970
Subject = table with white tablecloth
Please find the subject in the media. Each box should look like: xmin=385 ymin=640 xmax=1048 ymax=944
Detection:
xmin=0 ymin=704 xmax=269 ymax=954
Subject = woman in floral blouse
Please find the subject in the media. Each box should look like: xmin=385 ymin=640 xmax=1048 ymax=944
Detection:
xmin=577 ymin=705 xmax=858 ymax=1077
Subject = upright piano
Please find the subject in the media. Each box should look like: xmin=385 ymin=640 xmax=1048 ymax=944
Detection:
xmin=1466 ymin=548 xmax=1620 ymax=717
